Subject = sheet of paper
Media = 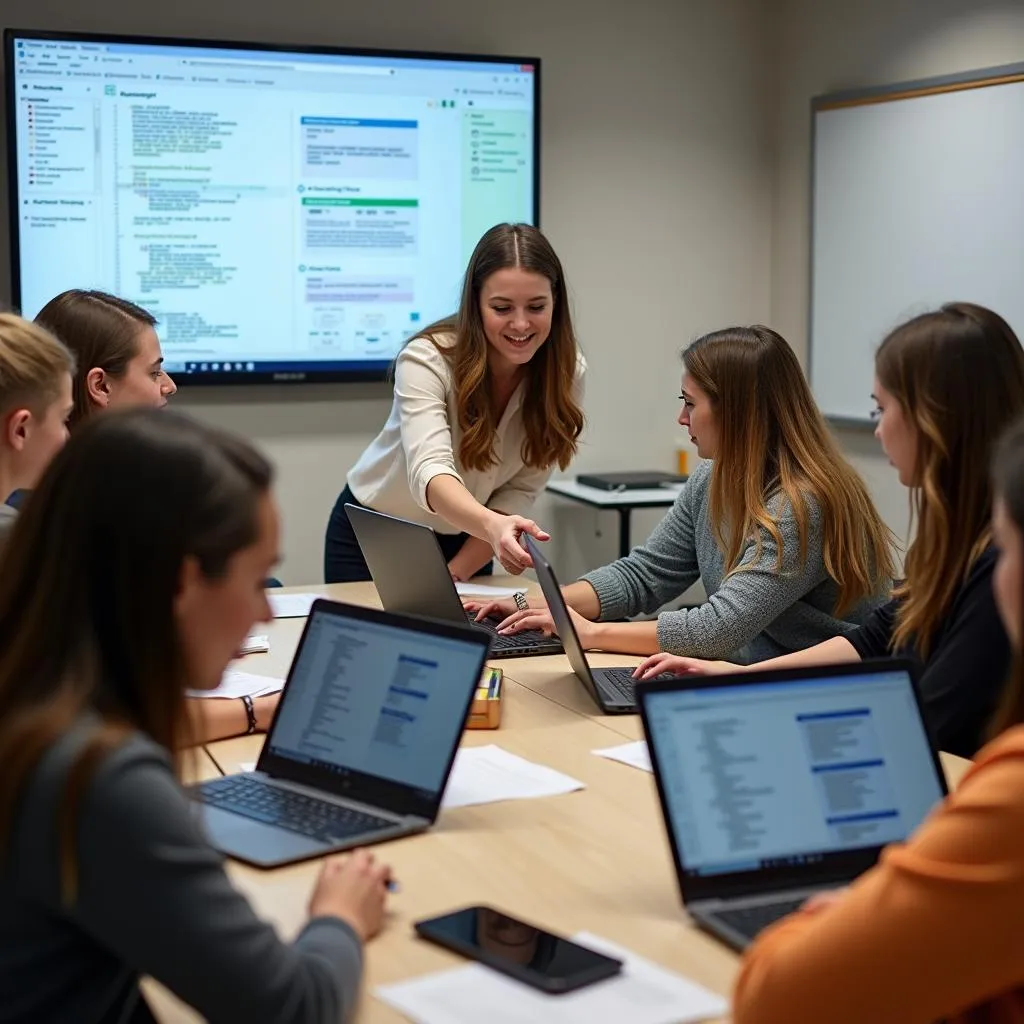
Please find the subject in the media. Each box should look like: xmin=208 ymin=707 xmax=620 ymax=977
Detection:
xmin=186 ymin=671 xmax=285 ymax=700
xmin=375 ymin=931 xmax=728 ymax=1024
xmin=442 ymin=745 xmax=584 ymax=809
xmin=240 ymin=762 xmax=256 ymax=772
xmin=592 ymin=740 xmax=652 ymax=773
xmin=268 ymin=592 xmax=319 ymax=618
xmin=455 ymin=581 xmax=527 ymax=599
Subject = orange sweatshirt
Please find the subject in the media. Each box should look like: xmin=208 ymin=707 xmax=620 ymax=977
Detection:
xmin=732 ymin=725 xmax=1024 ymax=1024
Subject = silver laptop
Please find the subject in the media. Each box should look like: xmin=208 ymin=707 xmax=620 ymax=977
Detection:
xmin=345 ymin=503 xmax=563 ymax=658
xmin=192 ymin=599 xmax=490 ymax=867
xmin=638 ymin=659 xmax=947 ymax=949
xmin=524 ymin=533 xmax=671 ymax=713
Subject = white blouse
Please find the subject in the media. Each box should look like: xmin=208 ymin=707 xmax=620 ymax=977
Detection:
xmin=347 ymin=334 xmax=586 ymax=534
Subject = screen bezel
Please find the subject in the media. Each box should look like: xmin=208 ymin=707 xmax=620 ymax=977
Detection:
xmin=414 ymin=905 xmax=624 ymax=994
xmin=4 ymin=27 xmax=541 ymax=386
xmin=256 ymin=598 xmax=490 ymax=819
xmin=637 ymin=658 xmax=949 ymax=902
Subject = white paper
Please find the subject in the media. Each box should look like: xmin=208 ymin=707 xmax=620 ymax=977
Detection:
xmin=375 ymin=931 xmax=727 ymax=1024
xmin=268 ymin=592 xmax=319 ymax=618
xmin=592 ymin=740 xmax=652 ymax=773
xmin=240 ymin=633 xmax=270 ymax=654
xmin=187 ymin=670 xmax=285 ymax=700
xmin=442 ymin=745 xmax=584 ymax=809
xmin=240 ymin=762 xmax=256 ymax=772
xmin=455 ymin=581 xmax=527 ymax=599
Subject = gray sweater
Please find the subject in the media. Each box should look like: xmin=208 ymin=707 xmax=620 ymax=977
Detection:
xmin=0 ymin=724 xmax=362 ymax=1023
xmin=581 ymin=460 xmax=883 ymax=662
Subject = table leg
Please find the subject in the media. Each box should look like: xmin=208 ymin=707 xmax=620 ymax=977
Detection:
xmin=617 ymin=508 xmax=632 ymax=559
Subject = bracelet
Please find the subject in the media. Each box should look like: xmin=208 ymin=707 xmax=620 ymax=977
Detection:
xmin=241 ymin=694 xmax=258 ymax=735
xmin=514 ymin=592 xmax=529 ymax=612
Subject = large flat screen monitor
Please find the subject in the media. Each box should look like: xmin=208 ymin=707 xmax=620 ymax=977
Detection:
xmin=5 ymin=30 xmax=539 ymax=384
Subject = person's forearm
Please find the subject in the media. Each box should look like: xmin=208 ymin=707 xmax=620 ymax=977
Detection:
xmin=588 ymin=619 xmax=661 ymax=656
xmin=186 ymin=696 xmax=277 ymax=745
xmin=562 ymin=580 xmax=601 ymax=618
xmin=426 ymin=474 xmax=499 ymax=539
xmin=735 ymin=636 xmax=861 ymax=674
xmin=448 ymin=535 xmax=496 ymax=579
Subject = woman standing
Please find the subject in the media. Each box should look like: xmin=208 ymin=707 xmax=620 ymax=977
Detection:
xmin=325 ymin=223 xmax=586 ymax=583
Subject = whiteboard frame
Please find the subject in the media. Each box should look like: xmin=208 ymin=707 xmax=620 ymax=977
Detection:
xmin=808 ymin=61 xmax=1024 ymax=428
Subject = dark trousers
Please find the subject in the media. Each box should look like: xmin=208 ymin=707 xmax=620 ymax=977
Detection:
xmin=324 ymin=484 xmax=494 ymax=583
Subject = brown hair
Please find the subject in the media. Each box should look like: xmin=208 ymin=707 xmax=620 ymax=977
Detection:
xmin=684 ymin=326 xmax=894 ymax=614
xmin=877 ymin=303 xmax=1024 ymax=658
xmin=417 ymin=223 xmax=584 ymax=472
xmin=0 ymin=408 xmax=273 ymax=902
xmin=0 ymin=313 xmax=75 ymax=416
xmin=990 ymin=416 xmax=1024 ymax=734
xmin=34 ymin=290 xmax=156 ymax=429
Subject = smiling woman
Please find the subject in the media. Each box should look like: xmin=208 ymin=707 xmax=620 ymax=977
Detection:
xmin=325 ymin=223 xmax=587 ymax=583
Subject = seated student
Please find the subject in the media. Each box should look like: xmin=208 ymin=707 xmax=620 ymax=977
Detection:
xmin=324 ymin=222 xmax=586 ymax=583
xmin=726 ymin=414 xmax=1024 ymax=1024
xmin=636 ymin=304 xmax=1024 ymax=758
xmin=36 ymin=289 xmax=273 ymax=742
xmin=34 ymin=288 xmax=176 ymax=427
xmin=0 ymin=314 xmax=74 ymax=545
xmin=0 ymin=408 xmax=391 ymax=1023
xmin=470 ymin=326 xmax=893 ymax=661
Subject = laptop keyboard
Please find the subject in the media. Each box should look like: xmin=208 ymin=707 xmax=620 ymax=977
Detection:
xmin=599 ymin=667 xmax=676 ymax=702
xmin=712 ymin=898 xmax=806 ymax=941
xmin=466 ymin=613 xmax=561 ymax=653
xmin=199 ymin=774 xmax=395 ymax=844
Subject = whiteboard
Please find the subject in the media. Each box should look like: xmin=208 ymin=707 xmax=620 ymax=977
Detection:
xmin=810 ymin=65 xmax=1024 ymax=424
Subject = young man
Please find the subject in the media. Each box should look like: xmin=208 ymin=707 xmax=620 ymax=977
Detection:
xmin=0 ymin=313 xmax=75 ymax=545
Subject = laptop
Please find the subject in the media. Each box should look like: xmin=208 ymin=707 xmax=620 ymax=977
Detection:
xmin=637 ymin=659 xmax=948 ymax=950
xmin=345 ymin=503 xmax=564 ymax=658
xmin=523 ymin=533 xmax=672 ymax=713
xmin=192 ymin=599 xmax=490 ymax=868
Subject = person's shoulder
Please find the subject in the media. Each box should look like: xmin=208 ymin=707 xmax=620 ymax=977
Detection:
xmin=967 ymin=544 xmax=998 ymax=581
xmin=574 ymin=348 xmax=587 ymax=378
xmin=396 ymin=333 xmax=455 ymax=379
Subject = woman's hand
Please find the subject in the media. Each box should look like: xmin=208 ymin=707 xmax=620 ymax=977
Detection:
xmin=484 ymin=514 xmax=550 ymax=574
xmin=462 ymin=596 xmax=521 ymax=621
xmin=802 ymin=888 xmax=848 ymax=914
xmin=632 ymin=652 xmax=738 ymax=680
xmin=497 ymin=601 xmax=599 ymax=648
xmin=308 ymin=849 xmax=392 ymax=942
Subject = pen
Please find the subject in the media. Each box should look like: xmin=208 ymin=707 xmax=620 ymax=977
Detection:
xmin=387 ymin=880 xmax=401 ymax=893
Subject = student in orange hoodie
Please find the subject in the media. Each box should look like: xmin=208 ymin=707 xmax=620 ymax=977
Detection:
xmin=727 ymin=414 xmax=1024 ymax=1024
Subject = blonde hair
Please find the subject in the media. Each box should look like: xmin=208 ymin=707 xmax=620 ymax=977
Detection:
xmin=0 ymin=313 xmax=75 ymax=418
xmin=684 ymin=326 xmax=894 ymax=615
xmin=877 ymin=303 xmax=1024 ymax=658
xmin=417 ymin=223 xmax=584 ymax=472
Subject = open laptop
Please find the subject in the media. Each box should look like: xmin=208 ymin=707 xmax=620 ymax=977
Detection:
xmin=192 ymin=599 xmax=490 ymax=868
xmin=345 ymin=503 xmax=563 ymax=658
xmin=524 ymin=533 xmax=670 ymax=713
xmin=637 ymin=659 xmax=948 ymax=949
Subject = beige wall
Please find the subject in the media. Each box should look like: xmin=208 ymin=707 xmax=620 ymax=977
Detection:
xmin=0 ymin=0 xmax=774 ymax=582
xmin=772 ymin=0 xmax=1024 ymax=544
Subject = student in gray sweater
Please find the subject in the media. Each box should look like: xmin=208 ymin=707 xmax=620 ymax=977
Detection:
xmin=468 ymin=326 xmax=894 ymax=662
xmin=0 ymin=409 xmax=390 ymax=1024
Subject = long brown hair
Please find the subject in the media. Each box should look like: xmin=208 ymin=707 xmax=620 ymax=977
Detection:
xmin=0 ymin=409 xmax=272 ymax=901
xmin=990 ymin=417 xmax=1024 ymax=735
xmin=418 ymin=223 xmax=584 ymax=472
xmin=877 ymin=303 xmax=1024 ymax=658
xmin=684 ymin=326 xmax=894 ymax=614
xmin=34 ymin=289 xmax=157 ymax=429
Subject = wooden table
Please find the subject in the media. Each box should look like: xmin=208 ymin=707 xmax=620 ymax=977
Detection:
xmin=156 ymin=581 xmax=973 ymax=1023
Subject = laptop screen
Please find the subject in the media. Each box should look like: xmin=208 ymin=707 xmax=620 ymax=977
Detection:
xmin=265 ymin=607 xmax=483 ymax=799
xmin=643 ymin=668 xmax=945 ymax=878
